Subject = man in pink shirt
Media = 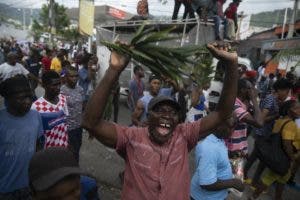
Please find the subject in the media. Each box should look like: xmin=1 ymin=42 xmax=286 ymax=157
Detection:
xmin=82 ymin=43 xmax=238 ymax=200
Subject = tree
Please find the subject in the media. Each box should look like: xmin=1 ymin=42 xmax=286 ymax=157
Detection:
xmin=30 ymin=2 xmax=71 ymax=41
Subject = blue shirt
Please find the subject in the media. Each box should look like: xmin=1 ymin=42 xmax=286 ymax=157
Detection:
xmin=128 ymin=78 xmax=145 ymax=112
xmin=78 ymin=67 xmax=90 ymax=101
xmin=0 ymin=109 xmax=43 ymax=193
xmin=190 ymin=134 xmax=232 ymax=200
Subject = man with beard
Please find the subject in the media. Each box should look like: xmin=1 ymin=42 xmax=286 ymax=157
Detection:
xmin=82 ymin=43 xmax=238 ymax=200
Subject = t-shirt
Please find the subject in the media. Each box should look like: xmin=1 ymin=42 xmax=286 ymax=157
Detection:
xmin=139 ymin=93 xmax=154 ymax=123
xmin=25 ymin=58 xmax=41 ymax=77
xmin=115 ymin=119 xmax=202 ymax=200
xmin=226 ymin=98 xmax=249 ymax=153
xmin=60 ymin=85 xmax=84 ymax=131
xmin=78 ymin=67 xmax=90 ymax=101
xmin=254 ymin=94 xmax=278 ymax=136
xmin=0 ymin=62 xmax=29 ymax=83
xmin=31 ymin=95 xmax=69 ymax=148
xmin=0 ymin=109 xmax=43 ymax=193
xmin=41 ymin=56 xmax=51 ymax=71
xmin=50 ymin=57 xmax=62 ymax=74
xmin=225 ymin=2 xmax=238 ymax=20
xmin=273 ymin=118 xmax=299 ymax=150
xmin=190 ymin=134 xmax=233 ymax=200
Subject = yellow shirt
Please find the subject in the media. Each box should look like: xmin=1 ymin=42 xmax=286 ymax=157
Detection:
xmin=272 ymin=118 xmax=300 ymax=150
xmin=50 ymin=57 xmax=62 ymax=74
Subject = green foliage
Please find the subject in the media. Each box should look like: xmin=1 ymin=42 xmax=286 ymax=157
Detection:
xmin=250 ymin=8 xmax=300 ymax=28
xmin=273 ymin=48 xmax=300 ymax=67
xmin=31 ymin=2 xmax=71 ymax=41
xmin=101 ymin=23 xmax=213 ymax=83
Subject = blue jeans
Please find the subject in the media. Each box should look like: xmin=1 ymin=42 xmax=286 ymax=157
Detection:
xmin=68 ymin=128 xmax=83 ymax=163
xmin=212 ymin=16 xmax=228 ymax=39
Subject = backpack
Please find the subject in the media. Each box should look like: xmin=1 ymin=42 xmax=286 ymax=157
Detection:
xmin=256 ymin=120 xmax=292 ymax=176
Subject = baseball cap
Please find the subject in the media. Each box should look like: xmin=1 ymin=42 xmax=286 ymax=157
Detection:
xmin=148 ymin=73 xmax=161 ymax=83
xmin=29 ymin=147 xmax=84 ymax=191
xmin=148 ymin=95 xmax=181 ymax=112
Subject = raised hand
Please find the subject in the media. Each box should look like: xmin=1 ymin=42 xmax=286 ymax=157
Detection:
xmin=206 ymin=42 xmax=238 ymax=64
xmin=109 ymin=49 xmax=131 ymax=72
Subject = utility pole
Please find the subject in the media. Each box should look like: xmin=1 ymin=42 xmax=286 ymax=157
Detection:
xmin=281 ymin=8 xmax=288 ymax=39
xmin=287 ymin=0 xmax=299 ymax=38
xmin=23 ymin=9 xmax=26 ymax=30
xmin=49 ymin=0 xmax=55 ymax=45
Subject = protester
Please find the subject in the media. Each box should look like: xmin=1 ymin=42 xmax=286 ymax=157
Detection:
xmin=50 ymin=49 xmax=65 ymax=74
xmin=185 ymin=85 xmax=208 ymax=122
xmin=0 ymin=52 xmax=30 ymax=83
xmin=0 ymin=75 xmax=43 ymax=199
xmin=190 ymin=114 xmax=245 ymax=200
xmin=41 ymin=48 xmax=52 ymax=72
xmin=78 ymin=53 xmax=92 ymax=107
xmin=31 ymin=70 xmax=69 ymax=148
xmin=24 ymin=48 xmax=42 ymax=92
xmin=213 ymin=0 xmax=228 ymax=40
xmin=82 ymin=43 xmax=238 ymax=199
xmin=226 ymin=79 xmax=263 ymax=157
xmin=172 ymin=0 xmax=195 ymax=20
xmin=131 ymin=74 xmax=162 ymax=126
xmin=29 ymin=147 xmax=100 ymax=200
xmin=244 ymin=78 xmax=293 ymax=187
xmin=250 ymin=100 xmax=300 ymax=200
xmin=60 ymin=67 xmax=84 ymax=163
xmin=128 ymin=65 xmax=145 ymax=112
xmin=224 ymin=0 xmax=241 ymax=40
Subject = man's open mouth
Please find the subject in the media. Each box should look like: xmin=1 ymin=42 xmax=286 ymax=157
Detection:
xmin=156 ymin=123 xmax=171 ymax=136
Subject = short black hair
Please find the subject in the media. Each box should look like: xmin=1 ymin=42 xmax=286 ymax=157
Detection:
xmin=42 ymin=70 xmax=60 ymax=85
xmin=279 ymin=100 xmax=296 ymax=116
xmin=273 ymin=78 xmax=292 ymax=92
xmin=238 ymin=78 xmax=249 ymax=93
xmin=149 ymin=73 xmax=161 ymax=83
xmin=0 ymin=75 xmax=31 ymax=98
xmin=134 ymin=65 xmax=142 ymax=74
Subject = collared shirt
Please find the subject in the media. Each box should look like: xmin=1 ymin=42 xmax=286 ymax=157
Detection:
xmin=115 ymin=119 xmax=202 ymax=200
xmin=226 ymin=98 xmax=249 ymax=153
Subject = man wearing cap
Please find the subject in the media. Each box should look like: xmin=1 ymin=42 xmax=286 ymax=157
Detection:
xmin=29 ymin=147 xmax=99 ymax=200
xmin=82 ymin=43 xmax=238 ymax=200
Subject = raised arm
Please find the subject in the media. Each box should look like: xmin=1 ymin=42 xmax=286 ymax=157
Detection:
xmin=199 ymin=44 xmax=238 ymax=135
xmin=82 ymin=51 xmax=130 ymax=148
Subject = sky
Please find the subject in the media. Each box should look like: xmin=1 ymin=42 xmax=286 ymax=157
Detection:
xmin=0 ymin=0 xmax=297 ymax=16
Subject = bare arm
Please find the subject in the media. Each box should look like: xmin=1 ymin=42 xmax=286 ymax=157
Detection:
xmin=191 ymin=87 xmax=201 ymax=107
xmin=131 ymin=100 xmax=147 ymax=127
xmin=241 ymin=88 xmax=263 ymax=128
xmin=283 ymin=139 xmax=296 ymax=161
xmin=199 ymin=44 xmax=238 ymax=135
xmin=82 ymin=51 xmax=130 ymax=148
xmin=201 ymin=178 xmax=244 ymax=192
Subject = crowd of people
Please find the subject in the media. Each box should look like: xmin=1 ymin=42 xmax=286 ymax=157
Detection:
xmin=171 ymin=0 xmax=241 ymax=41
xmin=0 ymin=35 xmax=300 ymax=200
